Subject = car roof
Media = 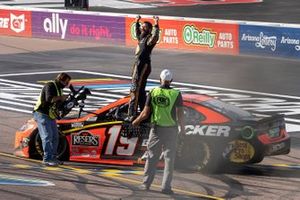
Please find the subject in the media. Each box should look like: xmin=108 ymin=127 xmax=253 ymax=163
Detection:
xmin=182 ymin=94 xmax=214 ymax=102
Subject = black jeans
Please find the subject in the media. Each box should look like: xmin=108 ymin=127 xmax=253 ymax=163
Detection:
xmin=128 ymin=61 xmax=151 ymax=116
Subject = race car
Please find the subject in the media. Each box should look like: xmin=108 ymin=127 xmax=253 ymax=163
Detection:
xmin=14 ymin=92 xmax=290 ymax=172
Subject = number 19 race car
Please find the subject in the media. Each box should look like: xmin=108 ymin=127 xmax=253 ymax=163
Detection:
xmin=14 ymin=89 xmax=291 ymax=172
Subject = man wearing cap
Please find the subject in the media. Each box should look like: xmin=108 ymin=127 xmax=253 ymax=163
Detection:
xmin=132 ymin=69 xmax=185 ymax=194
xmin=126 ymin=15 xmax=160 ymax=122
xmin=33 ymin=73 xmax=71 ymax=167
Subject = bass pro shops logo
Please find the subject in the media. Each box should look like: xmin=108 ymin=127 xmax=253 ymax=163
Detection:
xmin=0 ymin=13 xmax=26 ymax=33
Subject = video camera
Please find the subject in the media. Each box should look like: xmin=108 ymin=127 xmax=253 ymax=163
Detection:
xmin=57 ymin=84 xmax=91 ymax=119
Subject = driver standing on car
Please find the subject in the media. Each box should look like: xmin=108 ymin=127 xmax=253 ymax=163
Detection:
xmin=132 ymin=69 xmax=185 ymax=194
xmin=33 ymin=73 xmax=71 ymax=167
xmin=126 ymin=15 xmax=160 ymax=122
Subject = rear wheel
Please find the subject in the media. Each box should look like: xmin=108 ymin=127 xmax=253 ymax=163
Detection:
xmin=30 ymin=129 xmax=69 ymax=160
xmin=175 ymin=136 xmax=222 ymax=173
xmin=248 ymin=143 xmax=264 ymax=163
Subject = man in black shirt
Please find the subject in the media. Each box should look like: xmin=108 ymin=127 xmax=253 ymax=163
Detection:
xmin=33 ymin=73 xmax=71 ymax=166
xmin=127 ymin=15 xmax=160 ymax=121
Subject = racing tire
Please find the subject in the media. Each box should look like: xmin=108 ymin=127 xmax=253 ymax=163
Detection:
xmin=30 ymin=129 xmax=69 ymax=160
xmin=249 ymin=153 xmax=264 ymax=163
xmin=248 ymin=144 xmax=264 ymax=164
xmin=175 ymin=136 xmax=222 ymax=173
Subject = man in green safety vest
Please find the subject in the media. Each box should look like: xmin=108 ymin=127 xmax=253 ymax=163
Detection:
xmin=33 ymin=73 xmax=71 ymax=167
xmin=132 ymin=69 xmax=185 ymax=195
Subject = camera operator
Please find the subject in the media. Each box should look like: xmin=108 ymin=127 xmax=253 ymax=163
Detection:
xmin=33 ymin=73 xmax=71 ymax=167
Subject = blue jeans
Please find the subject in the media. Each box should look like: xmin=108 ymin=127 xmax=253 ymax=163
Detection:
xmin=33 ymin=111 xmax=59 ymax=162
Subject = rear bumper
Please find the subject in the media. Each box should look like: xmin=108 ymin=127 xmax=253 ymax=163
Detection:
xmin=258 ymin=127 xmax=291 ymax=156
xmin=264 ymin=136 xmax=291 ymax=156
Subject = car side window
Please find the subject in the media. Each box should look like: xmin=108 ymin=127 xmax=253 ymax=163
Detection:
xmin=104 ymin=103 xmax=129 ymax=121
xmin=184 ymin=106 xmax=205 ymax=124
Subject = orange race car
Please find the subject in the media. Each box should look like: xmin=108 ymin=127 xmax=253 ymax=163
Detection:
xmin=14 ymin=88 xmax=290 ymax=172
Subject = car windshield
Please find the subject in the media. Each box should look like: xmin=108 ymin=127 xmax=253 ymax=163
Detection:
xmin=201 ymin=98 xmax=254 ymax=120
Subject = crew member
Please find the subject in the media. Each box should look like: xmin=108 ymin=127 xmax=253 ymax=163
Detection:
xmin=33 ymin=73 xmax=71 ymax=166
xmin=132 ymin=69 xmax=185 ymax=194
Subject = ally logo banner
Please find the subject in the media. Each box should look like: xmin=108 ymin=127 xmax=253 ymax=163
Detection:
xmin=239 ymin=25 xmax=300 ymax=59
xmin=31 ymin=11 xmax=125 ymax=44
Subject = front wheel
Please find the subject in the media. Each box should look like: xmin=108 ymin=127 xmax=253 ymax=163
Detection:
xmin=30 ymin=129 xmax=69 ymax=160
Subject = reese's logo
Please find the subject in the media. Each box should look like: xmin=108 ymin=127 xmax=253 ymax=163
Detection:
xmin=153 ymin=95 xmax=170 ymax=107
xmin=72 ymin=131 xmax=99 ymax=146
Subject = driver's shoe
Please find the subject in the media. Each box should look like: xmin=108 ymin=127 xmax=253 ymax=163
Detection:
xmin=124 ymin=115 xmax=135 ymax=122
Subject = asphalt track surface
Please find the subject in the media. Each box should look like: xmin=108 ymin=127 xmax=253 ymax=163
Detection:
xmin=90 ymin=0 xmax=300 ymax=24
xmin=1 ymin=1 xmax=300 ymax=199
xmin=1 ymin=35 xmax=300 ymax=200
xmin=1 ymin=0 xmax=300 ymax=24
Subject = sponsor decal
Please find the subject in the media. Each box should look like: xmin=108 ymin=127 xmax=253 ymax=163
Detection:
xmin=10 ymin=13 xmax=25 ymax=33
xmin=130 ymin=22 xmax=139 ymax=40
xmin=241 ymin=32 xmax=277 ymax=51
xmin=281 ymin=36 xmax=300 ymax=51
xmin=153 ymin=95 xmax=170 ymax=107
xmin=126 ymin=17 xmax=239 ymax=54
xmin=72 ymin=131 xmax=99 ymax=146
xmin=269 ymin=142 xmax=285 ymax=154
xmin=185 ymin=125 xmax=231 ymax=137
xmin=71 ymin=122 xmax=84 ymax=128
xmin=32 ymin=11 xmax=125 ymax=44
xmin=183 ymin=25 xmax=216 ymax=48
xmin=43 ymin=13 xmax=68 ymax=39
xmin=71 ymin=150 xmax=97 ymax=158
xmin=239 ymin=25 xmax=300 ymax=58
xmin=0 ymin=9 xmax=32 ymax=37
xmin=162 ymin=28 xmax=178 ymax=44
xmin=126 ymin=18 xmax=239 ymax=54
xmin=268 ymin=127 xmax=280 ymax=138
xmin=21 ymin=137 xmax=30 ymax=148
xmin=226 ymin=140 xmax=255 ymax=163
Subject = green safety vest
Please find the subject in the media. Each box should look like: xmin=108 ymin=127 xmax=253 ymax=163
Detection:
xmin=150 ymin=87 xmax=180 ymax=127
xmin=34 ymin=81 xmax=62 ymax=119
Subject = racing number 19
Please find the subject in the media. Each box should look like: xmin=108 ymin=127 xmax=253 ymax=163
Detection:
xmin=104 ymin=125 xmax=138 ymax=156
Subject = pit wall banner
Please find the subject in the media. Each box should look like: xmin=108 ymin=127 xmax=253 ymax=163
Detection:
xmin=31 ymin=12 xmax=125 ymax=45
xmin=0 ymin=9 xmax=32 ymax=37
xmin=1 ymin=6 xmax=300 ymax=59
xmin=125 ymin=17 xmax=239 ymax=55
xmin=239 ymin=25 xmax=300 ymax=59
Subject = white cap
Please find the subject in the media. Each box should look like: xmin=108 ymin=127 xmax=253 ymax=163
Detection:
xmin=160 ymin=69 xmax=173 ymax=81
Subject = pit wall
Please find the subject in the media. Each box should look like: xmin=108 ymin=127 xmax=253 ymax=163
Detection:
xmin=1 ymin=6 xmax=300 ymax=59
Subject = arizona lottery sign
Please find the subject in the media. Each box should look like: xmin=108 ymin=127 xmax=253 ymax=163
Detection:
xmin=239 ymin=24 xmax=300 ymax=59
